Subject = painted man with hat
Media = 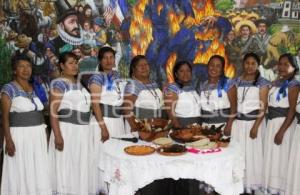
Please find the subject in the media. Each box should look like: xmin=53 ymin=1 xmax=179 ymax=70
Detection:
xmin=253 ymin=18 xmax=271 ymax=66
xmin=232 ymin=19 xmax=260 ymax=76
xmin=266 ymin=25 xmax=292 ymax=65
xmin=48 ymin=0 xmax=83 ymax=56
xmin=93 ymin=16 xmax=107 ymax=47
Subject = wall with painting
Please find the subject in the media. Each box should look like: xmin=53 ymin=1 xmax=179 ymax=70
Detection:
xmin=0 ymin=0 xmax=299 ymax=87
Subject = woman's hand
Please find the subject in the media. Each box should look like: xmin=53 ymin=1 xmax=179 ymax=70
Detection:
xmin=249 ymin=126 xmax=259 ymax=139
xmin=274 ymin=130 xmax=285 ymax=145
xmin=55 ymin=135 xmax=64 ymax=151
xmin=5 ymin=138 xmax=16 ymax=157
xmin=101 ymin=125 xmax=110 ymax=142
xmin=223 ymin=123 xmax=232 ymax=136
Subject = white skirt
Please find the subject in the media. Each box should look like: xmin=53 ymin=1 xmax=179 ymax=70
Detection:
xmin=1 ymin=125 xmax=51 ymax=195
xmin=285 ymin=124 xmax=300 ymax=195
xmin=262 ymin=118 xmax=296 ymax=194
xmin=49 ymin=122 xmax=89 ymax=195
xmin=88 ymin=116 xmax=126 ymax=195
xmin=231 ymin=119 xmax=265 ymax=193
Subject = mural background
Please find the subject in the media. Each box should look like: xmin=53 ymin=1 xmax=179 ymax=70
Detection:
xmin=0 ymin=0 xmax=299 ymax=87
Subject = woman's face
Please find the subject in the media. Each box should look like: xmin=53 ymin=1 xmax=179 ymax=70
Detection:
xmin=133 ymin=58 xmax=150 ymax=79
xmin=278 ymin=56 xmax=295 ymax=78
xmin=243 ymin=56 xmax=258 ymax=76
xmin=100 ymin=51 xmax=115 ymax=71
xmin=176 ymin=63 xmax=192 ymax=83
xmin=60 ymin=57 xmax=78 ymax=76
xmin=208 ymin=58 xmax=223 ymax=79
xmin=15 ymin=60 xmax=32 ymax=80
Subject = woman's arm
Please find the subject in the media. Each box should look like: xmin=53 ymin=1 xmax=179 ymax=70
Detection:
xmin=49 ymin=88 xmax=64 ymax=151
xmin=274 ymin=86 xmax=299 ymax=145
xmin=1 ymin=94 xmax=15 ymax=156
xmin=122 ymin=94 xmax=141 ymax=131
xmin=164 ymin=91 xmax=181 ymax=129
xmin=250 ymin=86 xmax=269 ymax=139
xmin=89 ymin=83 xmax=109 ymax=142
xmin=224 ymin=86 xmax=237 ymax=136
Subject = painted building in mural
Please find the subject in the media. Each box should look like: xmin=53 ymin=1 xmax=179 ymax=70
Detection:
xmin=0 ymin=0 xmax=299 ymax=86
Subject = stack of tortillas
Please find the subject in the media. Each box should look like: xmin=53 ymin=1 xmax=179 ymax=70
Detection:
xmin=185 ymin=138 xmax=217 ymax=149
xmin=153 ymin=137 xmax=173 ymax=146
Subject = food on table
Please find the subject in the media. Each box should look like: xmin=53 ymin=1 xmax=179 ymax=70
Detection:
xmin=185 ymin=138 xmax=210 ymax=148
xmin=152 ymin=137 xmax=173 ymax=146
xmin=157 ymin=144 xmax=187 ymax=156
xmin=124 ymin=145 xmax=155 ymax=155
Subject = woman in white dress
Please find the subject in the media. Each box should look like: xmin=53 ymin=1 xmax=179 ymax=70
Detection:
xmin=285 ymin=91 xmax=300 ymax=195
xmin=49 ymin=52 xmax=91 ymax=195
xmin=198 ymin=55 xmax=237 ymax=135
xmin=164 ymin=60 xmax=201 ymax=129
xmin=262 ymin=53 xmax=300 ymax=195
xmin=231 ymin=53 xmax=270 ymax=194
xmin=122 ymin=55 xmax=167 ymax=195
xmin=164 ymin=60 xmax=201 ymax=195
xmin=1 ymin=55 xmax=51 ymax=195
xmin=88 ymin=46 xmax=127 ymax=195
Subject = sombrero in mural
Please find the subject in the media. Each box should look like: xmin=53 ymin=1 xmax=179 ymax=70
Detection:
xmin=227 ymin=12 xmax=237 ymax=19
xmin=235 ymin=19 xmax=258 ymax=34
xmin=15 ymin=34 xmax=32 ymax=48
xmin=246 ymin=12 xmax=260 ymax=21
xmin=231 ymin=16 xmax=243 ymax=26
xmin=240 ymin=10 xmax=248 ymax=17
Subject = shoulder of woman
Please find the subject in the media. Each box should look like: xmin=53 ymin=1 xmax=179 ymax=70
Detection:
xmin=1 ymin=82 xmax=17 ymax=99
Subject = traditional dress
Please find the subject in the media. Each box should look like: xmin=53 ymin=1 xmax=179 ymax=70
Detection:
xmin=231 ymin=76 xmax=270 ymax=193
xmin=262 ymin=79 xmax=300 ymax=195
xmin=124 ymin=79 xmax=164 ymax=121
xmin=199 ymin=78 xmax=235 ymax=129
xmin=88 ymin=71 xmax=127 ymax=195
xmin=285 ymin=95 xmax=300 ymax=195
xmin=49 ymin=78 xmax=91 ymax=195
xmin=1 ymin=82 xmax=51 ymax=195
xmin=164 ymin=82 xmax=201 ymax=127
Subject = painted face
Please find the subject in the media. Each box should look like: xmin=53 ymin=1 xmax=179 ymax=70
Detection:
xmin=176 ymin=63 xmax=192 ymax=83
xmin=240 ymin=25 xmax=251 ymax=38
xmin=100 ymin=52 xmax=115 ymax=71
xmin=15 ymin=60 xmax=32 ymax=80
xmin=83 ymin=22 xmax=91 ymax=31
xmin=62 ymin=15 xmax=80 ymax=37
xmin=208 ymin=58 xmax=223 ymax=79
xmin=243 ymin=56 xmax=258 ymax=75
xmin=258 ymin=23 xmax=267 ymax=35
xmin=133 ymin=58 xmax=150 ymax=79
xmin=85 ymin=9 xmax=92 ymax=17
xmin=278 ymin=56 xmax=295 ymax=78
xmin=60 ymin=57 xmax=78 ymax=76
xmin=226 ymin=30 xmax=235 ymax=42
xmin=72 ymin=48 xmax=82 ymax=59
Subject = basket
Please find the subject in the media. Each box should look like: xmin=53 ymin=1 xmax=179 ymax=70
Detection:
xmin=138 ymin=119 xmax=171 ymax=142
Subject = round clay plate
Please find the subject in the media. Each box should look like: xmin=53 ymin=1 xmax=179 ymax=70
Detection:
xmin=124 ymin=145 xmax=155 ymax=156
xmin=156 ymin=145 xmax=187 ymax=156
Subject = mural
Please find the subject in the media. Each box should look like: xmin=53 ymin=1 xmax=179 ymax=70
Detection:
xmin=0 ymin=0 xmax=299 ymax=87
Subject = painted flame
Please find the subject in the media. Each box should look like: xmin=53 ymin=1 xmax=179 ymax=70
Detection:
xmin=166 ymin=53 xmax=178 ymax=83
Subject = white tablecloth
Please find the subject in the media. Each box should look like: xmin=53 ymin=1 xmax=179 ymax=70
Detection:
xmin=99 ymin=137 xmax=244 ymax=195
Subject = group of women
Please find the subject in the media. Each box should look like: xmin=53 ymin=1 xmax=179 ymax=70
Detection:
xmin=1 ymin=45 xmax=299 ymax=195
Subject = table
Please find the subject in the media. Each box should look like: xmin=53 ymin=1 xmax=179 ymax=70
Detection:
xmin=99 ymin=137 xmax=244 ymax=195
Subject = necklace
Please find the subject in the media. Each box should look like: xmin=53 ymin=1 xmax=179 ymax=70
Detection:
xmin=142 ymin=81 xmax=161 ymax=106
xmin=239 ymin=86 xmax=251 ymax=104
xmin=14 ymin=80 xmax=37 ymax=110
xmin=203 ymin=81 xmax=217 ymax=105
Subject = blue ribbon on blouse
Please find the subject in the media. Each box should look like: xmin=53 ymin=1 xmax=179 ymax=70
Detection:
xmin=106 ymin=73 xmax=114 ymax=91
xmin=217 ymin=76 xmax=228 ymax=97
xmin=32 ymin=78 xmax=48 ymax=105
xmin=276 ymin=80 xmax=289 ymax=101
